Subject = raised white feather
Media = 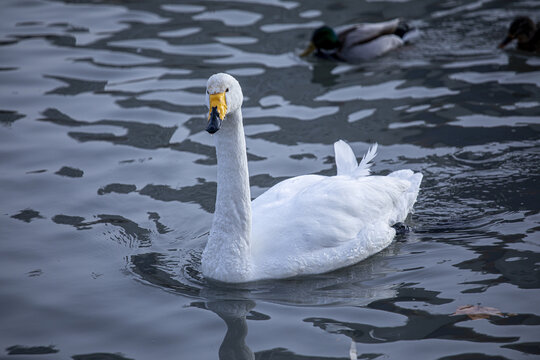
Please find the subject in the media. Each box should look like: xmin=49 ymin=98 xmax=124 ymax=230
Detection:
xmin=201 ymin=73 xmax=423 ymax=283
xmin=335 ymin=140 xmax=378 ymax=177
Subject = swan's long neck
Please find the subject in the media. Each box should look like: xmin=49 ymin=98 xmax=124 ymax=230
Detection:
xmin=202 ymin=108 xmax=252 ymax=282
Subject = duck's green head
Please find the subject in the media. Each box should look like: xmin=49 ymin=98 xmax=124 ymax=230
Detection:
xmin=499 ymin=16 xmax=536 ymax=48
xmin=312 ymin=26 xmax=339 ymax=50
xmin=300 ymin=26 xmax=339 ymax=57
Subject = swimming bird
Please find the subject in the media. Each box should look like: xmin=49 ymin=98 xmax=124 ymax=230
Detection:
xmin=201 ymin=73 xmax=422 ymax=283
xmin=498 ymin=16 xmax=540 ymax=52
xmin=300 ymin=19 xmax=414 ymax=62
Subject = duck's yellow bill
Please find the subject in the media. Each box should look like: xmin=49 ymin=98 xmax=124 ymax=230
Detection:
xmin=498 ymin=35 xmax=514 ymax=49
xmin=208 ymin=92 xmax=227 ymax=121
xmin=300 ymin=42 xmax=316 ymax=57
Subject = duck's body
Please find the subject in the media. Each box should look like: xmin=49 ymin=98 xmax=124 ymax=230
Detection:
xmin=201 ymin=73 xmax=422 ymax=283
xmin=301 ymin=19 xmax=414 ymax=62
xmin=499 ymin=16 xmax=540 ymax=52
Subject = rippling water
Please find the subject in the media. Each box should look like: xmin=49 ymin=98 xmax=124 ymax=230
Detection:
xmin=1 ymin=0 xmax=539 ymax=359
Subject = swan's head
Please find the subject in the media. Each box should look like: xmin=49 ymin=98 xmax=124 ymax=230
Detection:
xmin=205 ymin=73 xmax=243 ymax=134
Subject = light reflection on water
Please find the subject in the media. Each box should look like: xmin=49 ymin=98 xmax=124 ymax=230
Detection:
xmin=1 ymin=0 xmax=539 ymax=359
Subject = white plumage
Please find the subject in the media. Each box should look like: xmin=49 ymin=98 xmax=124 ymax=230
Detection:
xmin=201 ymin=73 xmax=422 ymax=283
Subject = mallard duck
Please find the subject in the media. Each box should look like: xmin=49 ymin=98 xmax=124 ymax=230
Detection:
xmin=201 ymin=73 xmax=422 ymax=283
xmin=498 ymin=16 xmax=540 ymax=52
xmin=300 ymin=19 xmax=413 ymax=62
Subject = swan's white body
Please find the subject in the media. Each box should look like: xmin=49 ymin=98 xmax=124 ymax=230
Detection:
xmin=201 ymin=74 xmax=422 ymax=283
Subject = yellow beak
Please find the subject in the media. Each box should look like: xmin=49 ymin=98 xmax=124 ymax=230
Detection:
xmin=300 ymin=42 xmax=316 ymax=57
xmin=208 ymin=92 xmax=227 ymax=121
xmin=207 ymin=91 xmax=227 ymax=134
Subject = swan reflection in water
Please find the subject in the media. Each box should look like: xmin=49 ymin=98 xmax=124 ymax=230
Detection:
xmin=130 ymin=244 xmax=520 ymax=359
xmin=193 ymin=300 xmax=255 ymax=360
xmin=194 ymin=296 xmax=519 ymax=360
xmin=129 ymin=246 xmax=399 ymax=359
xmin=193 ymin=299 xmax=363 ymax=360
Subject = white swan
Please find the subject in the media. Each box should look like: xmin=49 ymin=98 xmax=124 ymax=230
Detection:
xmin=201 ymin=73 xmax=422 ymax=283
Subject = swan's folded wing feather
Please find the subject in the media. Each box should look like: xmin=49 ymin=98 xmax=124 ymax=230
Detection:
xmin=251 ymin=175 xmax=413 ymax=253
xmin=355 ymin=143 xmax=377 ymax=177
xmin=334 ymin=140 xmax=358 ymax=176
xmin=252 ymin=174 xmax=324 ymax=207
xmin=334 ymin=141 xmax=377 ymax=177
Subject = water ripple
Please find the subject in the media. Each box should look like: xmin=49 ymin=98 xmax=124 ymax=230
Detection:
xmin=450 ymin=71 xmax=540 ymax=87
xmin=316 ymin=80 xmax=458 ymax=102
xmin=449 ymin=115 xmax=540 ymax=128
xmin=193 ymin=10 xmax=263 ymax=27
xmin=1 ymin=0 xmax=540 ymax=358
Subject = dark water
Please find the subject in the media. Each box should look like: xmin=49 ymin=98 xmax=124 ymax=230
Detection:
xmin=1 ymin=0 xmax=539 ymax=359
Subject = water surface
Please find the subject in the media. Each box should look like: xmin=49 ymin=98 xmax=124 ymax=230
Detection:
xmin=1 ymin=0 xmax=539 ymax=359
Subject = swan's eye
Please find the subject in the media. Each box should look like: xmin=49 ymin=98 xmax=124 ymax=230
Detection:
xmin=226 ymin=88 xmax=229 ymax=92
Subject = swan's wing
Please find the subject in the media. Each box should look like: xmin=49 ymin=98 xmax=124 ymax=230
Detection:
xmin=252 ymin=174 xmax=324 ymax=207
xmin=252 ymin=175 xmax=415 ymax=252
xmin=250 ymin=172 xmax=422 ymax=279
xmin=337 ymin=19 xmax=400 ymax=45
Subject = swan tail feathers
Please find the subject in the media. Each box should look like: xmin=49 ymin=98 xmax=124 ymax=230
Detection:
xmin=388 ymin=169 xmax=423 ymax=191
xmin=388 ymin=169 xmax=423 ymax=220
xmin=334 ymin=140 xmax=377 ymax=177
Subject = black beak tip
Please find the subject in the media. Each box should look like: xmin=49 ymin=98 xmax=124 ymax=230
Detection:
xmin=206 ymin=106 xmax=222 ymax=134
xmin=206 ymin=125 xmax=219 ymax=134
